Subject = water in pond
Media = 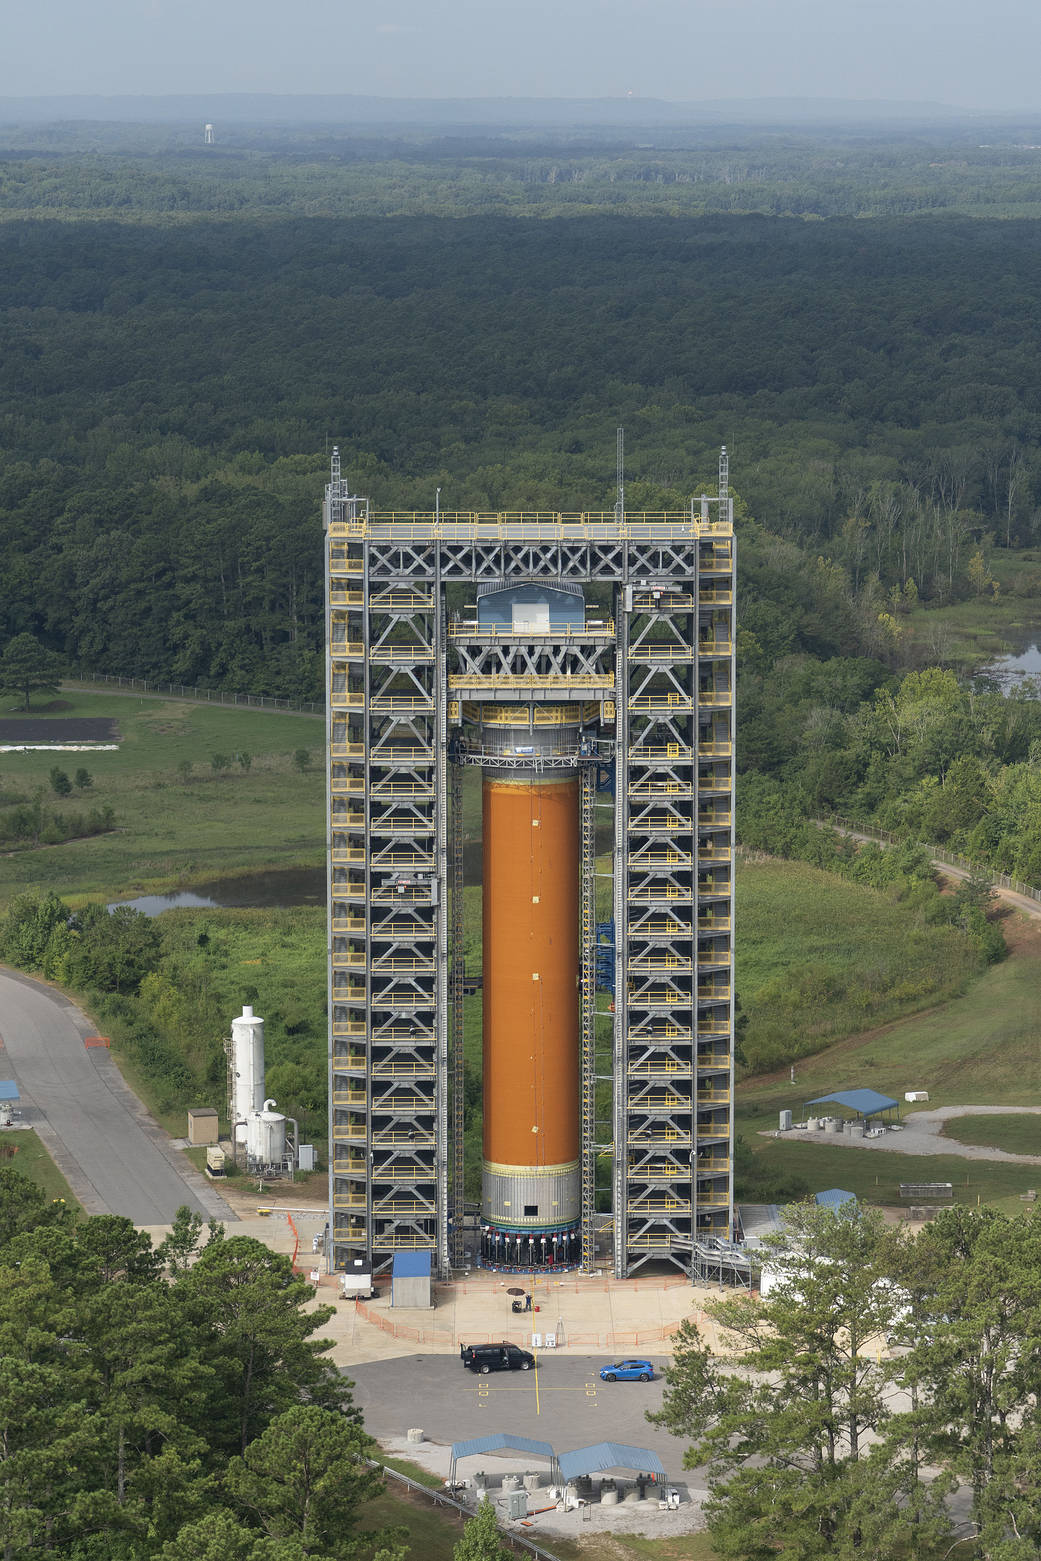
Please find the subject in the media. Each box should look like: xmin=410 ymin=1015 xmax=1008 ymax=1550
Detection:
xmin=110 ymin=865 xmax=326 ymax=916
xmin=110 ymin=890 xmax=222 ymax=916
xmin=113 ymin=827 xmax=612 ymax=915
xmin=987 ymin=642 xmax=1041 ymax=685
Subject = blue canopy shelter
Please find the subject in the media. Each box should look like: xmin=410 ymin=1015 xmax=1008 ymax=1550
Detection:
xmin=557 ymin=1442 xmax=667 ymax=1484
xmin=449 ymin=1433 xmax=557 ymax=1484
xmin=815 ymin=1188 xmax=857 ymax=1211
xmin=0 ymin=1083 xmax=19 ymax=1102
xmin=805 ymin=1089 xmax=899 ymax=1123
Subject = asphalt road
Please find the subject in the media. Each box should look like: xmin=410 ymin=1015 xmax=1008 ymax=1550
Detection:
xmin=344 ymin=1354 xmax=691 ymax=1480
xmin=0 ymin=964 xmax=234 ymax=1225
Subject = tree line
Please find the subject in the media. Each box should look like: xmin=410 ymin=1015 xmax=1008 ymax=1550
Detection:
xmin=0 ymin=1173 xmax=402 ymax=1559
xmin=653 ymin=1200 xmax=1041 ymax=1560
xmin=740 ymin=663 xmax=1041 ymax=892
xmin=3 ymin=182 xmax=1041 ymax=695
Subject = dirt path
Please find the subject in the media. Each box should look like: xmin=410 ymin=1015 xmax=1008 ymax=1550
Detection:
xmin=828 ymin=824 xmax=1041 ymax=923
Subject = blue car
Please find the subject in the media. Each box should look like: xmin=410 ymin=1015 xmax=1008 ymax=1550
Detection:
xmin=600 ymin=1358 xmax=655 ymax=1382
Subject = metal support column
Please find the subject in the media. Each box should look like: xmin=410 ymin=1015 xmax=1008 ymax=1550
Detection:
xmin=449 ymin=762 xmax=466 ymax=1268
xmin=579 ymin=761 xmax=597 ymax=1270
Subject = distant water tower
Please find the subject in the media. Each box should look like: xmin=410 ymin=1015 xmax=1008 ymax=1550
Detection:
xmin=204 ymin=123 xmax=214 ymax=145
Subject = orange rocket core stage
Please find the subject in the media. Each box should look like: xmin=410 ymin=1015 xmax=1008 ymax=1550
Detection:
xmin=482 ymin=773 xmax=580 ymax=1172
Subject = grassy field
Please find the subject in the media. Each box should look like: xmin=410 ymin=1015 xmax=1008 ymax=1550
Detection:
xmin=0 ymin=1129 xmax=79 ymax=1207
xmin=739 ymin=911 xmax=1041 ymax=1115
xmin=736 ymin=908 xmax=1041 ymax=1207
xmin=735 ymin=857 xmax=983 ymax=1072
xmin=0 ymin=689 xmax=324 ymax=904
xmin=359 ymin=1487 xmax=465 ymax=1561
xmin=941 ymin=1114 xmax=1041 ymax=1154
xmin=735 ymin=1136 xmax=1041 ymax=1214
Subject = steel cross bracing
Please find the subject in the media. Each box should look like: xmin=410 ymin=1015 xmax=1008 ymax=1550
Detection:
xmin=580 ymin=764 xmax=597 ymax=1270
xmin=614 ymin=551 xmax=736 ymax=1277
xmin=328 ymin=540 xmax=443 ymax=1276
xmin=449 ymin=763 xmax=466 ymax=1267
xmin=325 ymin=503 xmax=734 ymax=1281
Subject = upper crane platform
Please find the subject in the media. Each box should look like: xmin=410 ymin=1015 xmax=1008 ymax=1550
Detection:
xmin=324 ymin=509 xmax=733 ymax=543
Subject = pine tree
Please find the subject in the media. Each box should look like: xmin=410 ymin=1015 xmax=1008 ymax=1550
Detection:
xmin=452 ymin=1498 xmax=513 ymax=1561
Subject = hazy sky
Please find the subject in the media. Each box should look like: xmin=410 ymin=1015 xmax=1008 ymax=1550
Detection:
xmin=3 ymin=0 xmax=1037 ymax=112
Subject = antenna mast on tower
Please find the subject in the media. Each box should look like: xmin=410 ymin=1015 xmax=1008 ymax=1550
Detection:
xmin=615 ymin=426 xmax=625 ymax=522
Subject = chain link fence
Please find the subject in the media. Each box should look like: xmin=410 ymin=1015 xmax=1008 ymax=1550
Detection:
xmin=375 ymin=1460 xmax=565 ymax=1560
xmin=820 ymin=814 xmax=1041 ymax=908
xmin=64 ymin=671 xmax=322 ymax=717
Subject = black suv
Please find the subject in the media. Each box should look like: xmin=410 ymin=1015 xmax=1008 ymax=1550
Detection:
xmin=460 ymin=1342 xmax=535 ymax=1374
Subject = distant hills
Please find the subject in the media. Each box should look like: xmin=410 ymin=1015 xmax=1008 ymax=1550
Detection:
xmin=0 ymin=92 xmax=986 ymax=130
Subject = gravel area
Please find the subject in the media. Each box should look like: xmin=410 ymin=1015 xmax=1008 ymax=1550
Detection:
xmin=767 ymin=1105 xmax=1041 ymax=1164
xmin=380 ymin=1435 xmax=709 ymax=1543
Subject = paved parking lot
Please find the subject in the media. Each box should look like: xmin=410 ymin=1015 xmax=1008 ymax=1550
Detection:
xmin=345 ymin=1353 xmax=692 ymax=1479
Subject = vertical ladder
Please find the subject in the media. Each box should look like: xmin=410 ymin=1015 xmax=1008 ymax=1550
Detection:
xmin=580 ymin=762 xmax=597 ymax=1270
xmin=449 ymin=763 xmax=466 ymax=1267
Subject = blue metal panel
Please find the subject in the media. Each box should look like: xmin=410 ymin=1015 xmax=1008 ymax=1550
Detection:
xmin=451 ymin=1433 xmax=556 ymax=1463
xmin=805 ymin=1089 xmax=899 ymax=1119
xmin=595 ymin=922 xmax=615 ymax=994
xmin=557 ymin=1442 xmax=667 ymax=1481
xmin=392 ymin=1251 xmax=432 ymax=1278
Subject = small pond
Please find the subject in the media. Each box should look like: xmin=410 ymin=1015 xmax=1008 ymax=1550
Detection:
xmin=112 ymin=826 xmax=614 ymax=916
xmin=987 ymin=641 xmax=1041 ymax=684
xmin=110 ymin=865 xmax=326 ymax=916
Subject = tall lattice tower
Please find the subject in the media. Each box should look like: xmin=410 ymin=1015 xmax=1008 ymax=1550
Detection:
xmin=324 ymin=465 xmax=735 ymax=1281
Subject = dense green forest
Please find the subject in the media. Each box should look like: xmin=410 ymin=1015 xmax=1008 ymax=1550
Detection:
xmin=4 ymin=124 xmax=1041 ymax=707
xmin=0 ymin=1172 xmax=403 ymax=1559
xmin=656 ymin=1201 xmax=1041 ymax=1559
xmin=3 ymin=122 xmax=1041 ymax=911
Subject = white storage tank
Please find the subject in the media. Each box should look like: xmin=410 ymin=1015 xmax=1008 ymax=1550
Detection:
xmin=246 ymin=1098 xmax=286 ymax=1168
xmin=232 ymin=1005 xmax=265 ymax=1145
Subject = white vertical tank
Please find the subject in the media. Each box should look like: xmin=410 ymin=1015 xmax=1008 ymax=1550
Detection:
xmin=246 ymin=1098 xmax=286 ymax=1167
xmin=232 ymin=1005 xmax=265 ymax=1145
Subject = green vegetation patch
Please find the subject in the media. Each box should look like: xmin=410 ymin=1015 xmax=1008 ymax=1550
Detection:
xmin=735 ymin=1136 xmax=1041 ymax=1214
xmin=359 ymin=1488 xmax=464 ymax=1561
xmin=107 ymin=905 xmax=327 ymax=1141
xmin=941 ymin=1113 xmax=1041 ymax=1155
xmin=0 ymin=1131 xmax=78 ymax=1209
xmin=736 ymin=857 xmax=983 ymax=1073
xmin=738 ymin=920 xmax=1041 ymax=1119
xmin=0 ymin=690 xmax=323 ymax=904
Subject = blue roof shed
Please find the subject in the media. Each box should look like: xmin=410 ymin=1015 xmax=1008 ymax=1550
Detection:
xmin=805 ymin=1089 xmax=899 ymax=1121
xmin=815 ymin=1189 xmax=857 ymax=1211
xmin=557 ymin=1442 xmax=667 ymax=1483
